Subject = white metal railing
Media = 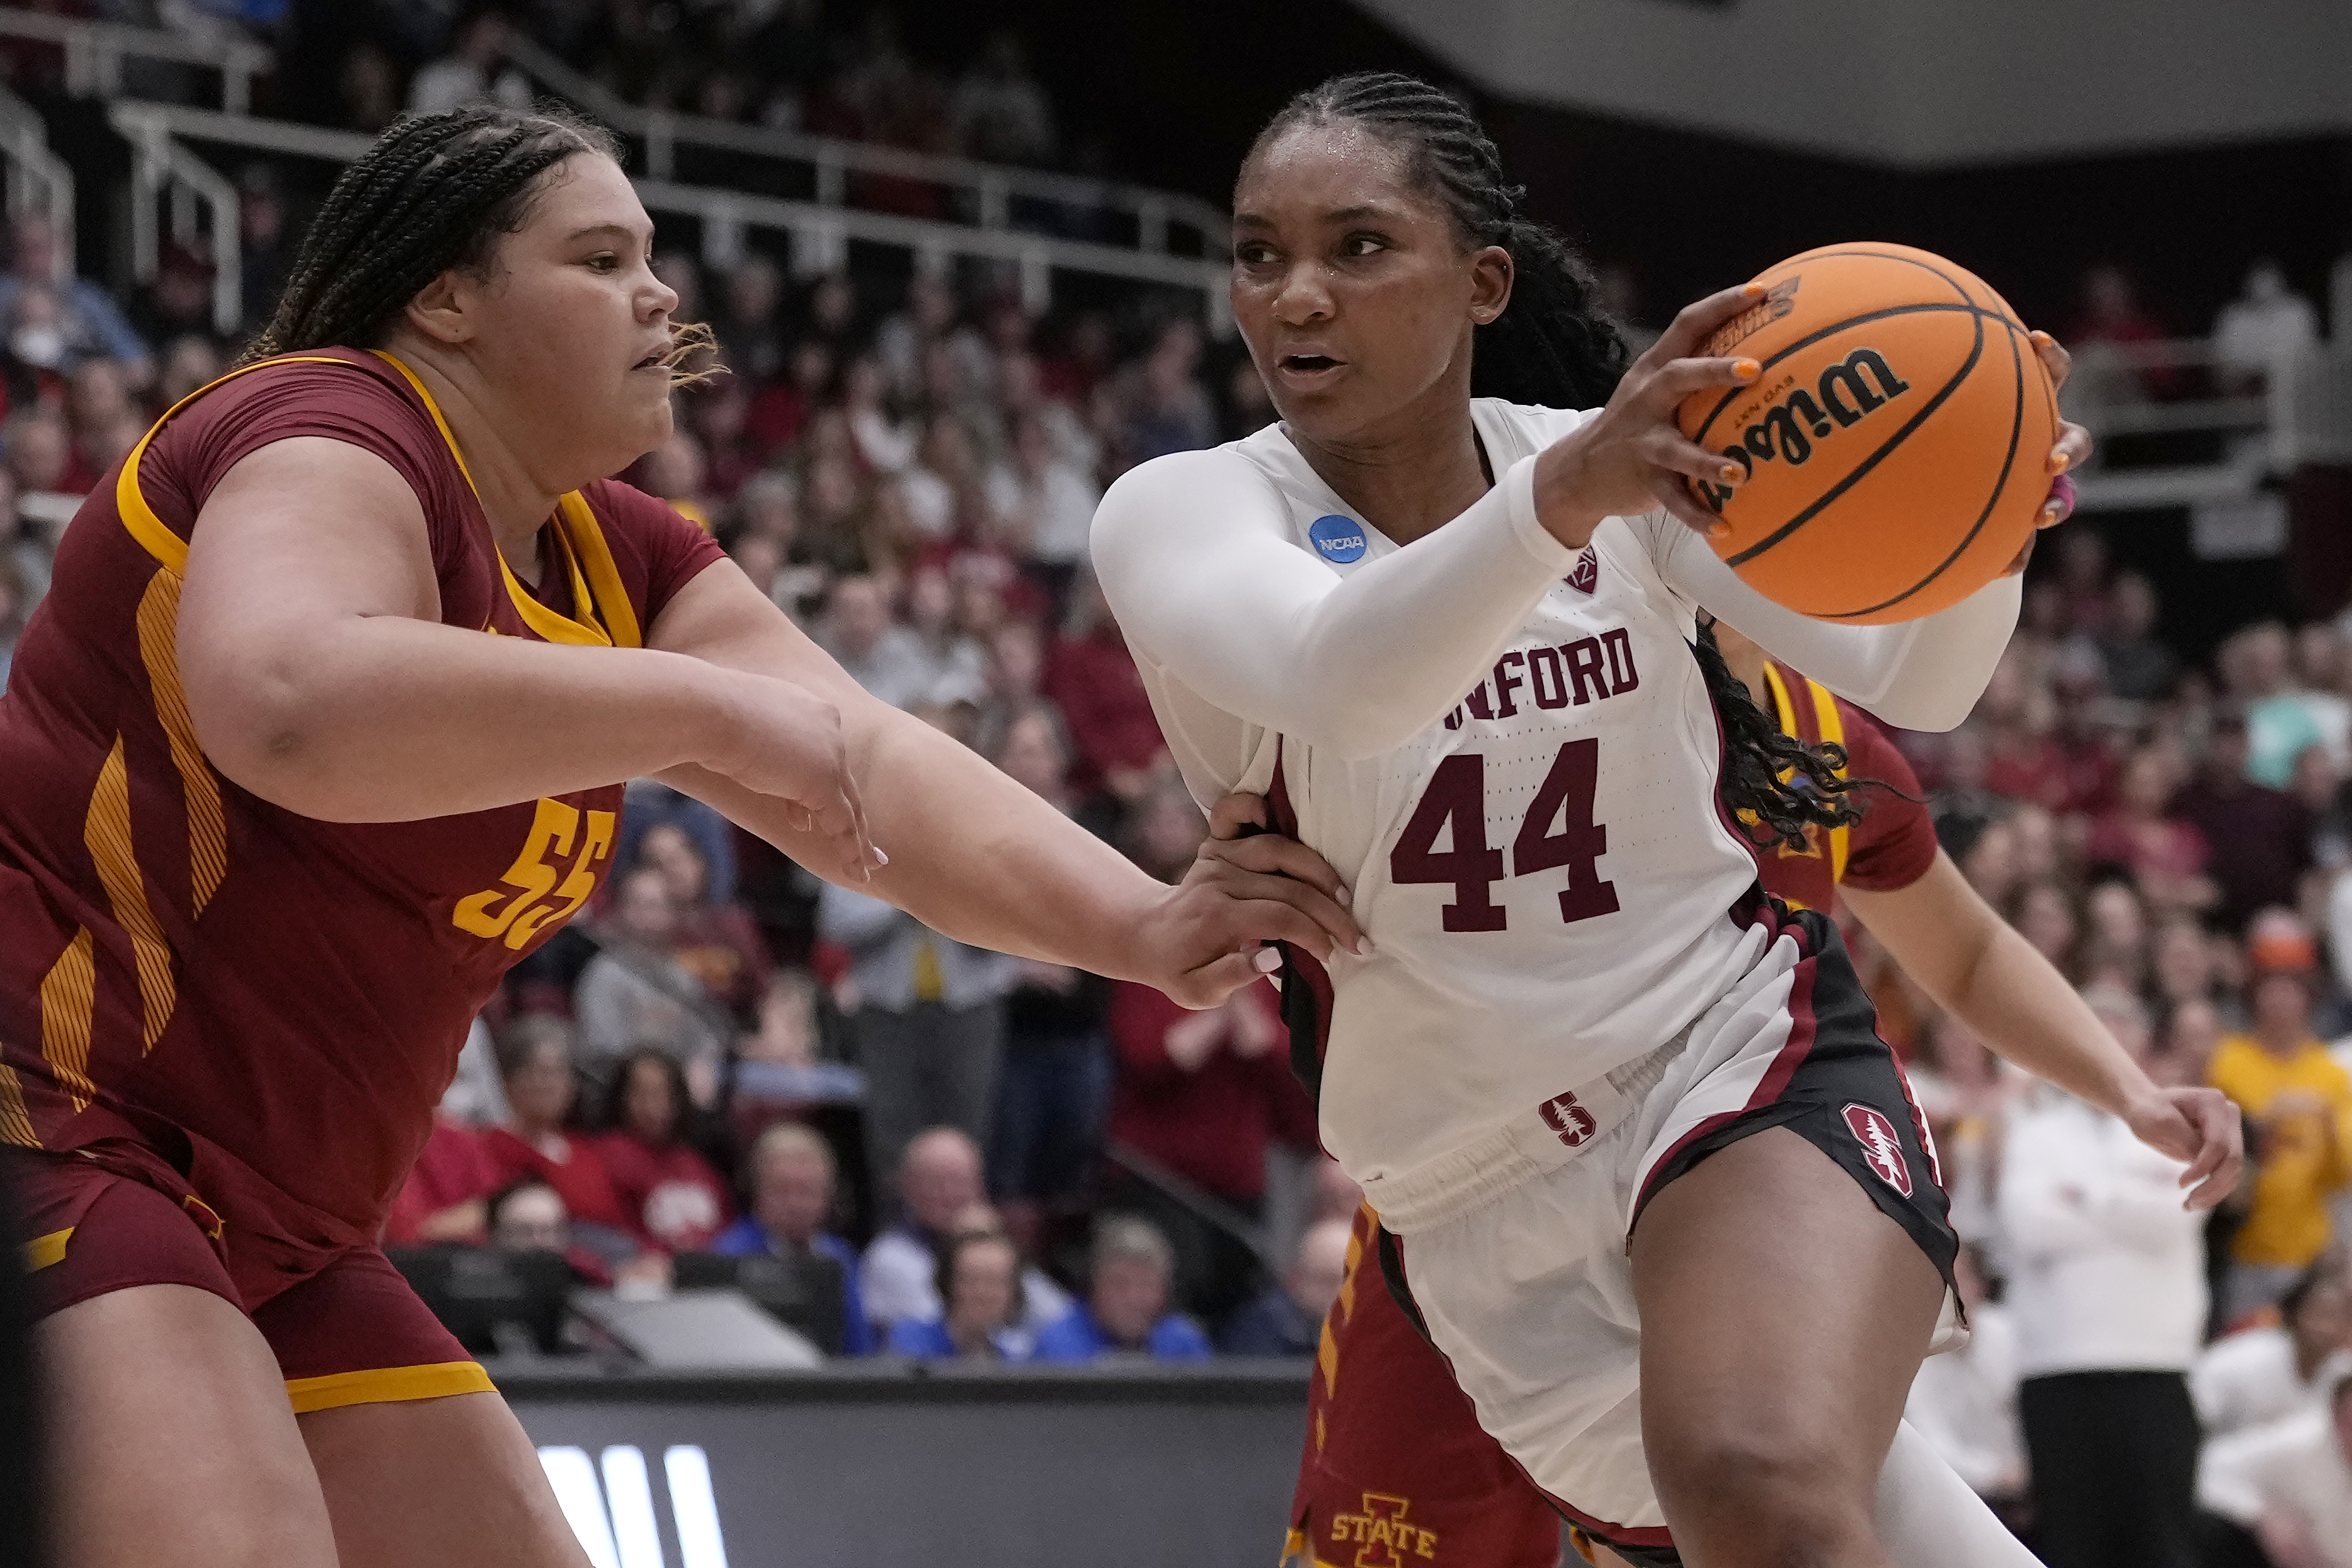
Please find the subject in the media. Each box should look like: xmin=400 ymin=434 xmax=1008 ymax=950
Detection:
xmin=111 ymin=103 xmax=241 ymax=334
xmin=0 ymin=81 xmax=71 ymax=278
xmin=0 ymin=6 xmax=269 ymax=115
xmin=2060 ymin=334 xmax=2332 ymax=514
xmin=107 ymin=102 xmax=1230 ymax=336
xmin=498 ymin=34 xmax=1229 ymax=265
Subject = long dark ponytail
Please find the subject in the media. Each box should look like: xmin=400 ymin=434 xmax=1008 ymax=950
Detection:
xmin=1248 ymin=72 xmax=1859 ymax=849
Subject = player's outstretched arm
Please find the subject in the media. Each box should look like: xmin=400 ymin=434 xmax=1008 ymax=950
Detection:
xmin=1841 ymin=849 xmax=2244 ymax=1208
xmin=180 ymin=436 xmax=879 ymax=877
xmin=646 ymin=558 xmax=1366 ymax=1006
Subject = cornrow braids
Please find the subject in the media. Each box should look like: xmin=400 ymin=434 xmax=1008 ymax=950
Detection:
xmin=237 ymin=105 xmax=626 ymax=367
xmin=1252 ymin=72 xmax=1860 ymax=844
xmin=1247 ymin=71 xmax=1629 ymax=409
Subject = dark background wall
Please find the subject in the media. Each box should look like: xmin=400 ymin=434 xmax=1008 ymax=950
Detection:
xmin=894 ymin=0 xmax=2352 ymax=338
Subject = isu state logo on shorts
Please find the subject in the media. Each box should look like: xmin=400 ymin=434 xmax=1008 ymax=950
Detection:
xmin=1328 ymin=1492 xmax=1439 ymax=1565
xmin=1841 ymin=1104 xmax=1913 ymax=1197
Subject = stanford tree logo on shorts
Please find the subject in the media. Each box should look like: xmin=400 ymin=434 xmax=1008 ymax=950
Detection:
xmin=1841 ymin=1104 xmax=1912 ymax=1197
xmin=1538 ymin=1090 xmax=1599 ymax=1148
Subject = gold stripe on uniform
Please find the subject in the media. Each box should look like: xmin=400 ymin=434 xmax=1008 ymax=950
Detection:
xmin=0 ymin=1059 xmax=38 ymax=1147
xmin=559 ymin=492 xmax=642 ymax=649
xmin=283 ymin=1360 xmax=498 ymax=1414
xmin=1804 ymin=677 xmax=1852 ymax=885
xmin=135 ymin=572 xmax=227 ymax=915
xmin=369 ymin=351 xmax=620 ymax=649
xmin=113 ymin=355 xmax=355 ymax=574
xmin=86 ymin=737 xmax=176 ymax=1051
xmin=37 ymin=927 xmax=97 ymax=1111
xmin=23 ymin=1227 xmax=71 ymax=1271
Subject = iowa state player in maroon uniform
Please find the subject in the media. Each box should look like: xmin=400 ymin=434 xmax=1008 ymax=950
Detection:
xmin=1276 ymin=620 xmax=2235 ymax=1568
xmin=0 ymin=108 xmax=1362 ymax=1568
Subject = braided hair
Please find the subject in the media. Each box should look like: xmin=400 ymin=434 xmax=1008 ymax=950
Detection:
xmin=239 ymin=105 xmax=628 ymax=368
xmin=1248 ymin=72 xmax=1859 ymax=850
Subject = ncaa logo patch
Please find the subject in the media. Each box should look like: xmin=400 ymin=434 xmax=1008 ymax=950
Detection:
xmin=1842 ymin=1104 xmax=1913 ymax=1198
xmin=1309 ymin=514 xmax=1369 ymax=564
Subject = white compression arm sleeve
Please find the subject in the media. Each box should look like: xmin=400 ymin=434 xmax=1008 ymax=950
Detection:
xmin=1649 ymin=518 xmax=2022 ymax=733
xmin=1092 ymin=446 xmax=1578 ymax=761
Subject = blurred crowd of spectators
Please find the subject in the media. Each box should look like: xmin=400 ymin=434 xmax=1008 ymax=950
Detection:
xmin=0 ymin=4 xmax=2349 ymax=1550
xmin=1879 ymin=536 xmax=2352 ymax=1567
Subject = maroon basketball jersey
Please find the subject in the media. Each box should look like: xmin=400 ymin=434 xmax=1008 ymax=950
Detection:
xmin=1750 ymin=659 xmax=1938 ymax=915
xmin=0 ymin=349 xmax=722 ymax=1290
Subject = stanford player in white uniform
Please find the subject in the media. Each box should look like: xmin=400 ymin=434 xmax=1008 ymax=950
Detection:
xmin=1095 ymin=74 xmax=2237 ymax=1568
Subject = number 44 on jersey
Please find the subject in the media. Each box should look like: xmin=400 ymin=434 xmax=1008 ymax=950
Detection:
xmin=1391 ymin=741 xmax=1619 ymax=933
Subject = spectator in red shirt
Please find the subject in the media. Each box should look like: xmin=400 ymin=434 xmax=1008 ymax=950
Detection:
xmin=2085 ymin=748 xmax=2218 ymax=916
xmin=2173 ymin=706 xmax=2315 ymax=933
xmin=383 ymin=1112 xmax=501 ymax=1247
xmin=1105 ymin=786 xmax=1316 ymax=1321
xmin=481 ymin=1015 xmax=639 ymax=1269
xmin=636 ymin=821 xmax=772 ymax=1023
xmin=2069 ymin=262 xmax=2186 ymax=399
xmin=1044 ymin=575 xmax=1170 ymax=807
xmin=593 ymin=1049 xmax=733 ymax=1254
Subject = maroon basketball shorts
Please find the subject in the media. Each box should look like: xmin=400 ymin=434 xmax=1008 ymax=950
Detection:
xmin=6 ymin=1144 xmax=490 ymax=1413
xmin=1296 ymin=906 xmax=1956 ymax=1568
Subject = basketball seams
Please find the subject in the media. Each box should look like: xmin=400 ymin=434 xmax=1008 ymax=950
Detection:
xmin=1723 ymin=304 xmax=1989 ymax=570
xmin=1684 ymin=302 xmax=1988 ymax=445
xmin=1817 ymin=305 xmax=2034 ymax=620
xmin=1684 ymin=247 xmax=1984 ymax=444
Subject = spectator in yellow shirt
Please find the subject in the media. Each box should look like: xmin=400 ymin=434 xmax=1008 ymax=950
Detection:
xmin=2210 ymin=916 xmax=2352 ymax=1325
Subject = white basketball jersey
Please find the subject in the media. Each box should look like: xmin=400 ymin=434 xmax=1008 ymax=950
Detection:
xmin=1148 ymin=402 xmax=1764 ymax=1188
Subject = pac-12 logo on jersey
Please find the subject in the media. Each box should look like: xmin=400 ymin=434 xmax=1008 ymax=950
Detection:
xmin=1565 ymin=550 xmax=1598 ymax=594
xmin=1842 ymin=1104 xmax=1913 ymax=1197
xmin=1310 ymin=514 xmax=1369 ymax=564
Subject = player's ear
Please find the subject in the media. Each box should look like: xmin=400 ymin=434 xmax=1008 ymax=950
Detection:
xmin=1468 ymin=244 xmax=1513 ymax=327
xmin=402 ymin=270 xmax=472 ymax=346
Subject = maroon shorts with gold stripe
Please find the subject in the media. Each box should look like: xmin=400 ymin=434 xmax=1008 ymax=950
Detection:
xmin=6 ymin=1145 xmax=490 ymax=1414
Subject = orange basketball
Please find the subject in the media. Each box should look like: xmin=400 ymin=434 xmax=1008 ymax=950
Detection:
xmin=1674 ymin=242 xmax=2059 ymax=624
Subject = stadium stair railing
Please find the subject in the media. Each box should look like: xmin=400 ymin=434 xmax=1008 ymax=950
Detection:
xmin=106 ymin=100 xmax=1232 ymax=339
xmin=0 ymin=5 xmax=267 ymax=113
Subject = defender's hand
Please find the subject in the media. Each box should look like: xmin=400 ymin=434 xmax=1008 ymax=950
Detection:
xmin=1138 ymin=792 xmax=1367 ymax=1009
xmin=700 ymin=668 xmax=882 ymax=883
xmin=2123 ymin=1083 xmax=2245 ymax=1210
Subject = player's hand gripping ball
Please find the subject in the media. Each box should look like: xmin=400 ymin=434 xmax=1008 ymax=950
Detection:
xmin=1675 ymin=242 xmax=2062 ymax=624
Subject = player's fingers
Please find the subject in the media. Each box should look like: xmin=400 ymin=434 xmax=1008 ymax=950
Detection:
xmin=840 ymin=770 xmax=886 ymax=877
xmin=2039 ymin=472 xmax=2078 ymax=531
xmin=1207 ymin=791 xmax=1269 ymax=841
xmin=1636 ymin=425 xmax=1752 ymax=488
xmin=1650 ymin=281 xmax=1769 ymax=363
xmin=1646 ymin=470 xmax=1731 ymax=540
xmin=1636 ymin=355 xmax=1762 ymax=411
xmin=2048 ymin=420 xmax=2093 ymax=479
xmin=2028 ymin=328 xmax=2074 ymax=391
xmin=2180 ymin=1095 xmax=2246 ymax=1208
xmin=1171 ymin=947 xmax=1277 ymax=1010
xmin=1209 ymin=868 xmax=1366 ymax=957
xmin=1202 ymin=831 xmax=1350 ymax=906
xmin=2002 ymin=531 xmax=2038 ymax=578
